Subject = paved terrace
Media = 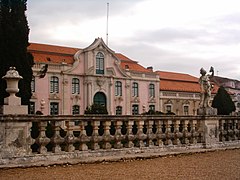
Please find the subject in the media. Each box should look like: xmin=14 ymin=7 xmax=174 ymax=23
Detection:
xmin=0 ymin=148 xmax=239 ymax=180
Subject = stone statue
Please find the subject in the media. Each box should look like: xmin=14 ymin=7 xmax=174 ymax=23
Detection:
xmin=199 ymin=67 xmax=214 ymax=108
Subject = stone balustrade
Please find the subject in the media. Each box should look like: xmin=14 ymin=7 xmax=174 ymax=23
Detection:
xmin=0 ymin=114 xmax=239 ymax=167
xmin=29 ymin=115 xmax=204 ymax=153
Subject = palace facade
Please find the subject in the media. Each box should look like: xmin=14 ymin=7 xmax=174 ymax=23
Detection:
xmin=28 ymin=38 xmax=219 ymax=115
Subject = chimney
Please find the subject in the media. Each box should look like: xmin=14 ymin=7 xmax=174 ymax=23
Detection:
xmin=147 ymin=66 xmax=153 ymax=71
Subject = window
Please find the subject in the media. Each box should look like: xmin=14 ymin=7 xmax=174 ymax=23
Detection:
xmin=149 ymin=105 xmax=155 ymax=111
xmin=50 ymin=76 xmax=59 ymax=93
xmin=96 ymin=52 xmax=104 ymax=74
xmin=184 ymin=106 xmax=189 ymax=115
xmin=72 ymin=78 xmax=80 ymax=94
xmin=50 ymin=102 xmax=59 ymax=115
xmin=72 ymin=105 xmax=80 ymax=115
xmin=116 ymin=106 xmax=122 ymax=115
xmin=132 ymin=104 xmax=139 ymax=115
xmin=149 ymin=83 xmax=155 ymax=98
xmin=28 ymin=102 xmax=35 ymax=114
xmin=166 ymin=105 xmax=172 ymax=113
xmin=132 ymin=82 xmax=138 ymax=97
xmin=31 ymin=77 xmax=35 ymax=92
xmin=115 ymin=81 xmax=122 ymax=96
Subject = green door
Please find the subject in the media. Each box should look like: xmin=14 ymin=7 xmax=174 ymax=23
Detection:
xmin=93 ymin=92 xmax=106 ymax=106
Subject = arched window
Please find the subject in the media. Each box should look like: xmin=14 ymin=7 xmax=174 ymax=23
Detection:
xmin=94 ymin=92 xmax=106 ymax=106
xmin=72 ymin=78 xmax=80 ymax=94
xmin=115 ymin=81 xmax=122 ymax=96
xmin=132 ymin=82 xmax=138 ymax=97
xmin=149 ymin=83 xmax=155 ymax=98
xmin=96 ymin=52 xmax=104 ymax=74
xmin=50 ymin=76 xmax=59 ymax=93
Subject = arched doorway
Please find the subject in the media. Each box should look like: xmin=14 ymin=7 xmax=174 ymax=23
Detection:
xmin=93 ymin=92 xmax=106 ymax=107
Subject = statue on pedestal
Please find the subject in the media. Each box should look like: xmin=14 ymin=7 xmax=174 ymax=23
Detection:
xmin=199 ymin=67 xmax=214 ymax=108
xmin=198 ymin=66 xmax=217 ymax=115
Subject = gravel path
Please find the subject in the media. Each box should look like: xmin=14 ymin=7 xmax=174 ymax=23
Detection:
xmin=0 ymin=149 xmax=239 ymax=180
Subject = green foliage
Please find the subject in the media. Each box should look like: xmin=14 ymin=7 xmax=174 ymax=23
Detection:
xmin=0 ymin=0 xmax=33 ymax=105
xmin=141 ymin=110 xmax=172 ymax=115
xmin=84 ymin=104 xmax=108 ymax=114
xmin=212 ymin=86 xmax=236 ymax=115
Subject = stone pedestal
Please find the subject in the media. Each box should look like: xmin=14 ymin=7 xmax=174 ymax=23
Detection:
xmin=202 ymin=118 xmax=219 ymax=148
xmin=197 ymin=107 xmax=217 ymax=115
xmin=0 ymin=67 xmax=30 ymax=159
xmin=1 ymin=67 xmax=28 ymax=115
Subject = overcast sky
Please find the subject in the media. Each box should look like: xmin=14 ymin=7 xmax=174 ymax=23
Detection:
xmin=27 ymin=0 xmax=240 ymax=80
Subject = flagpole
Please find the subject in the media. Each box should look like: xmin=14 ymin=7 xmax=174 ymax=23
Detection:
xmin=106 ymin=2 xmax=109 ymax=46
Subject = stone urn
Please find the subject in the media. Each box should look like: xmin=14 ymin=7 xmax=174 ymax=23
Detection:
xmin=2 ymin=67 xmax=22 ymax=97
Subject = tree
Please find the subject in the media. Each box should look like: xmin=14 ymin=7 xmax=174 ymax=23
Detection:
xmin=212 ymin=86 xmax=236 ymax=115
xmin=0 ymin=0 xmax=33 ymax=105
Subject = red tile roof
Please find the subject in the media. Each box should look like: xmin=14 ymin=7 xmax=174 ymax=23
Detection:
xmin=157 ymin=71 xmax=198 ymax=82
xmin=160 ymin=79 xmax=201 ymax=92
xmin=157 ymin=71 xmax=218 ymax=93
xmin=115 ymin=53 xmax=154 ymax=73
xmin=28 ymin=43 xmax=80 ymax=55
xmin=28 ymin=43 xmax=80 ymax=64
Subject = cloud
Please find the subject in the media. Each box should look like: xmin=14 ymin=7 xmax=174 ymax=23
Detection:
xmin=26 ymin=0 xmax=240 ymax=80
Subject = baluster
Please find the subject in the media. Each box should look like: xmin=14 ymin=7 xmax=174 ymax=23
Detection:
xmin=235 ymin=119 xmax=240 ymax=140
xmin=65 ymin=121 xmax=76 ymax=152
xmin=173 ymin=120 xmax=181 ymax=145
xmin=136 ymin=120 xmax=147 ymax=147
xmin=91 ymin=120 xmax=100 ymax=150
xmin=237 ymin=120 xmax=240 ymax=140
xmin=183 ymin=120 xmax=190 ymax=144
xmin=232 ymin=119 xmax=238 ymax=140
xmin=220 ymin=119 xmax=226 ymax=142
xmin=51 ymin=121 xmax=64 ymax=153
xmin=165 ymin=120 xmax=173 ymax=146
xmin=146 ymin=120 xmax=155 ymax=147
xmin=155 ymin=120 xmax=164 ymax=147
xmin=126 ymin=120 xmax=134 ymax=148
xmin=190 ymin=120 xmax=198 ymax=144
xmin=79 ymin=121 xmax=89 ymax=151
xmin=114 ymin=120 xmax=123 ymax=149
xmin=35 ymin=121 xmax=50 ymax=154
xmin=103 ymin=120 xmax=112 ymax=149
xmin=227 ymin=120 xmax=233 ymax=141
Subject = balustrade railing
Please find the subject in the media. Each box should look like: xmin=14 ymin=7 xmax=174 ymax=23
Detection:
xmin=27 ymin=115 xmax=207 ymax=154
xmin=219 ymin=116 xmax=240 ymax=142
xmin=0 ymin=114 xmax=239 ymax=167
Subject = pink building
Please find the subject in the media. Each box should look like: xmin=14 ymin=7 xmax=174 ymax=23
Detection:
xmin=29 ymin=38 xmax=159 ymax=115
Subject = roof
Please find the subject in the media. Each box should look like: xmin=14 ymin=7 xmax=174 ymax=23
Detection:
xmin=157 ymin=71 xmax=218 ymax=93
xmin=28 ymin=43 xmax=80 ymax=64
xmin=28 ymin=43 xmax=155 ymax=73
xmin=157 ymin=71 xmax=198 ymax=82
xmin=28 ymin=43 xmax=80 ymax=55
xmin=160 ymin=79 xmax=201 ymax=92
xmin=116 ymin=53 xmax=154 ymax=73
xmin=115 ymin=53 xmax=137 ymax=63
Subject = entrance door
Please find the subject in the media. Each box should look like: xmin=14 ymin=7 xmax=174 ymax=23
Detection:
xmin=93 ymin=92 xmax=106 ymax=106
